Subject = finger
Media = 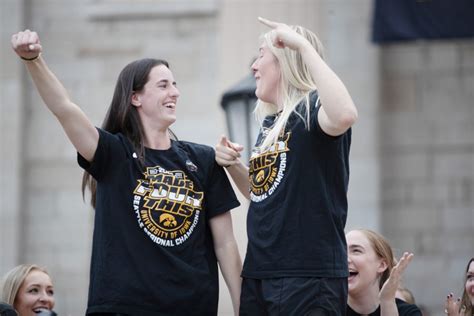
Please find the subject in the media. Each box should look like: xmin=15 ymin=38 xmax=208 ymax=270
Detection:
xmin=219 ymin=135 xmax=228 ymax=146
xmin=258 ymin=16 xmax=279 ymax=29
xmin=227 ymin=141 xmax=244 ymax=152
xmin=16 ymin=32 xmax=27 ymax=47
xmin=217 ymin=151 xmax=240 ymax=162
xmin=397 ymin=252 xmax=413 ymax=272
xmin=11 ymin=33 xmax=19 ymax=48
xmin=216 ymin=146 xmax=240 ymax=159
xmin=27 ymin=31 xmax=37 ymax=45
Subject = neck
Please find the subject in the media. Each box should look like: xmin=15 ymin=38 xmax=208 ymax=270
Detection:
xmin=144 ymin=128 xmax=171 ymax=150
xmin=348 ymin=285 xmax=381 ymax=315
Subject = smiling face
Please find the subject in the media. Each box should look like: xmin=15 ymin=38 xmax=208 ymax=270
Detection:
xmin=466 ymin=260 xmax=474 ymax=304
xmin=251 ymin=44 xmax=281 ymax=106
xmin=346 ymin=230 xmax=388 ymax=297
xmin=14 ymin=270 xmax=55 ymax=316
xmin=132 ymin=64 xmax=180 ymax=130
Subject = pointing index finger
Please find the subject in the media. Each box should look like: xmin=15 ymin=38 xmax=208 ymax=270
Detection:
xmin=258 ymin=16 xmax=279 ymax=29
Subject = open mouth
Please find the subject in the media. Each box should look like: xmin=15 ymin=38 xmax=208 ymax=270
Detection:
xmin=164 ymin=103 xmax=175 ymax=109
xmin=34 ymin=308 xmax=51 ymax=314
xmin=348 ymin=271 xmax=358 ymax=281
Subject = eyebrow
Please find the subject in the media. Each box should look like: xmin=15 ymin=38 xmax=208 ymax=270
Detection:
xmin=348 ymin=244 xmax=364 ymax=250
xmin=27 ymin=284 xmax=53 ymax=288
xmin=156 ymin=79 xmax=177 ymax=85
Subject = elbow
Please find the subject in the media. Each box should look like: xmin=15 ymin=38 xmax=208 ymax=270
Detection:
xmin=336 ymin=107 xmax=358 ymax=131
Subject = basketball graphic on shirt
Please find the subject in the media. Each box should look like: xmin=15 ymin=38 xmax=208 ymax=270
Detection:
xmin=133 ymin=166 xmax=203 ymax=247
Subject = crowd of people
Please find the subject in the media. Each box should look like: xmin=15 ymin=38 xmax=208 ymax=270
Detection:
xmin=1 ymin=16 xmax=472 ymax=316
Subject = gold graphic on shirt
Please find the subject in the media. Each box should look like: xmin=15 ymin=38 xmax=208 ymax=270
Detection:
xmin=133 ymin=165 xmax=203 ymax=247
xmin=249 ymin=132 xmax=290 ymax=202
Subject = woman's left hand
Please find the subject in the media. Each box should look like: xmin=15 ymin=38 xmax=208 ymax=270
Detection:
xmin=444 ymin=293 xmax=467 ymax=316
xmin=379 ymin=252 xmax=414 ymax=302
xmin=257 ymin=17 xmax=307 ymax=51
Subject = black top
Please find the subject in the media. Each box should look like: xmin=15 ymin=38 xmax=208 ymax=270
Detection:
xmin=242 ymin=91 xmax=351 ymax=279
xmin=78 ymin=129 xmax=240 ymax=315
xmin=347 ymin=298 xmax=422 ymax=315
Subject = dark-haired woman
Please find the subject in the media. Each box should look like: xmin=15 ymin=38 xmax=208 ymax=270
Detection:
xmin=11 ymin=29 xmax=242 ymax=316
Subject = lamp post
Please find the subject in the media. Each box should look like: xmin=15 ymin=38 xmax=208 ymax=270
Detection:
xmin=220 ymin=73 xmax=259 ymax=161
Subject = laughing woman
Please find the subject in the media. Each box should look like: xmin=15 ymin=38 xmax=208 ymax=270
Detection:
xmin=445 ymin=257 xmax=474 ymax=316
xmin=346 ymin=229 xmax=421 ymax=316
xmin=11 ymin=30 xmax=242 ymax=316
xmin=1 ymin=264 xmax=55 ymax=316
xmin=216 ymin=17 xmax=358 ymax=315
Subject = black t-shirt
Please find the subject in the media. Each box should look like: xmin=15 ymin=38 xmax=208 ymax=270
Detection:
xmin=346 ymin=298 xmax=422 ymax=315
xmin=78 ymin=129 xmax=240 ymax=315
xmin=242 ymin=91 xmax=351 ymax=279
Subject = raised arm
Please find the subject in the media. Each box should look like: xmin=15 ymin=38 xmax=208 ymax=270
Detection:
xmin=258 ymin=17 xmax=358 ymax=136
xmin=209 ymin=212 xmax=242 ymax=316
xmin=215 ymin=136 xmax=250 ymax=199
xmin=379 ymin=252 xmax=416 ymax=316
xmin=11 ymin=30 xmax=99 ymax=161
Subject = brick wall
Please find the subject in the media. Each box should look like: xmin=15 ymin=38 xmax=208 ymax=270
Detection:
xmin=380 ymin=40 xmax=474 ymax=314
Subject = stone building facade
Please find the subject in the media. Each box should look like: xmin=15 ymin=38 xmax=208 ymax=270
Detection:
xmin=1 ymin=0 xmax=472 ymax=315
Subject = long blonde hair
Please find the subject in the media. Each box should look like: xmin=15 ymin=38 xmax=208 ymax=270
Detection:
xmin=0 ymin=264 xmax=49 ymax=305
xmin=254 ymin=25 xmax=325 ymax=152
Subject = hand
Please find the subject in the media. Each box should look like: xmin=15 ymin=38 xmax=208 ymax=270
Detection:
xmin=257 ymin=16 xmax=308 ymax=51
xmin=379 ymin=252 xmax=414 ymax=303
xmin=445 ymin=293 xmax=467 ymax=316
xmin=11 ymin=29 xmax=42 ymax=60
xmin=215 ymin=135 xmax=243 ymax=167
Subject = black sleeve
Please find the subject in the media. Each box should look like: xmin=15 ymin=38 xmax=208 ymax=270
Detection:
xmin=396 ymin=299 xmax=423 ymax=316
xmin=77 ymin=128 xmax=128 ymax=181
xmin=204 ymin=151 xmax=241 ymax=219
xmin=309 ymin=90 xmax=351 ymax=141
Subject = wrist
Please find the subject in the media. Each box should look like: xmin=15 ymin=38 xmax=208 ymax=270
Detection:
xmin=21 ymin=53 xmax=41 ymax=62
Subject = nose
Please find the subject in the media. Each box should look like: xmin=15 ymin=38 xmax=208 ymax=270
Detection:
xmin=251 ymin=60 xmax=258 ymax=74
xmin=170 ymin=85 xmax=180 ymax=98
xmin=38 ymin=291 xmax=53 ymax=306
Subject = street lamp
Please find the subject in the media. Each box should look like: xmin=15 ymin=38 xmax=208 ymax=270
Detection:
xmin=220 ymin=73 xmax=259 ymax=162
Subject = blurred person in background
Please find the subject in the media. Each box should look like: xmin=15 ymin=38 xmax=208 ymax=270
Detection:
xmin=445 ymin=257 xmax=474 ymax=316
xmin=346 ymin=229 xmax=421 ymax=315
xmin=396 ymin=286 xmax=416 ymax=305
xmin=0 ymin=264 xmax=55 ymax=316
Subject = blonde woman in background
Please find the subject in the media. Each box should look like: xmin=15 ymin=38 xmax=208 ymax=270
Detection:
xmin=216 ymin=17 xmax=358 ymax=315
xmin=0 ymin=264 xmax=55 ymax=316
xmin=396 ymin=286 xmax=416 ymax=305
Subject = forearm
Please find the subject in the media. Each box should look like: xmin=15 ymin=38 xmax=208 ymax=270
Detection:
xmin=300 ymin=42 xmax=358 ymax=130
xmin=23 ymin=56 xmax=76 ymax=119
xmin=380 ymin=300 xmax=399 ymax=316
xmin=226 ymin=161 xmax=250 ymax=199
xmin=215 ymin=239 xmax=242 ymax=316
xmin=23 ymin=56 xmax=98 ymax=160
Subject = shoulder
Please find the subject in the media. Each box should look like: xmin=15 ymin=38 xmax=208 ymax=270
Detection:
xmin=96 ymin=128 xmax=133 ymax=155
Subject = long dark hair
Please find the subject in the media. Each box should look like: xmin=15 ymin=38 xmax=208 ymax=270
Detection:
xmin=461 ymin=257 xmax=474 ymax=315
xmin=81 ymin=58 xmax=171 ymax=208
